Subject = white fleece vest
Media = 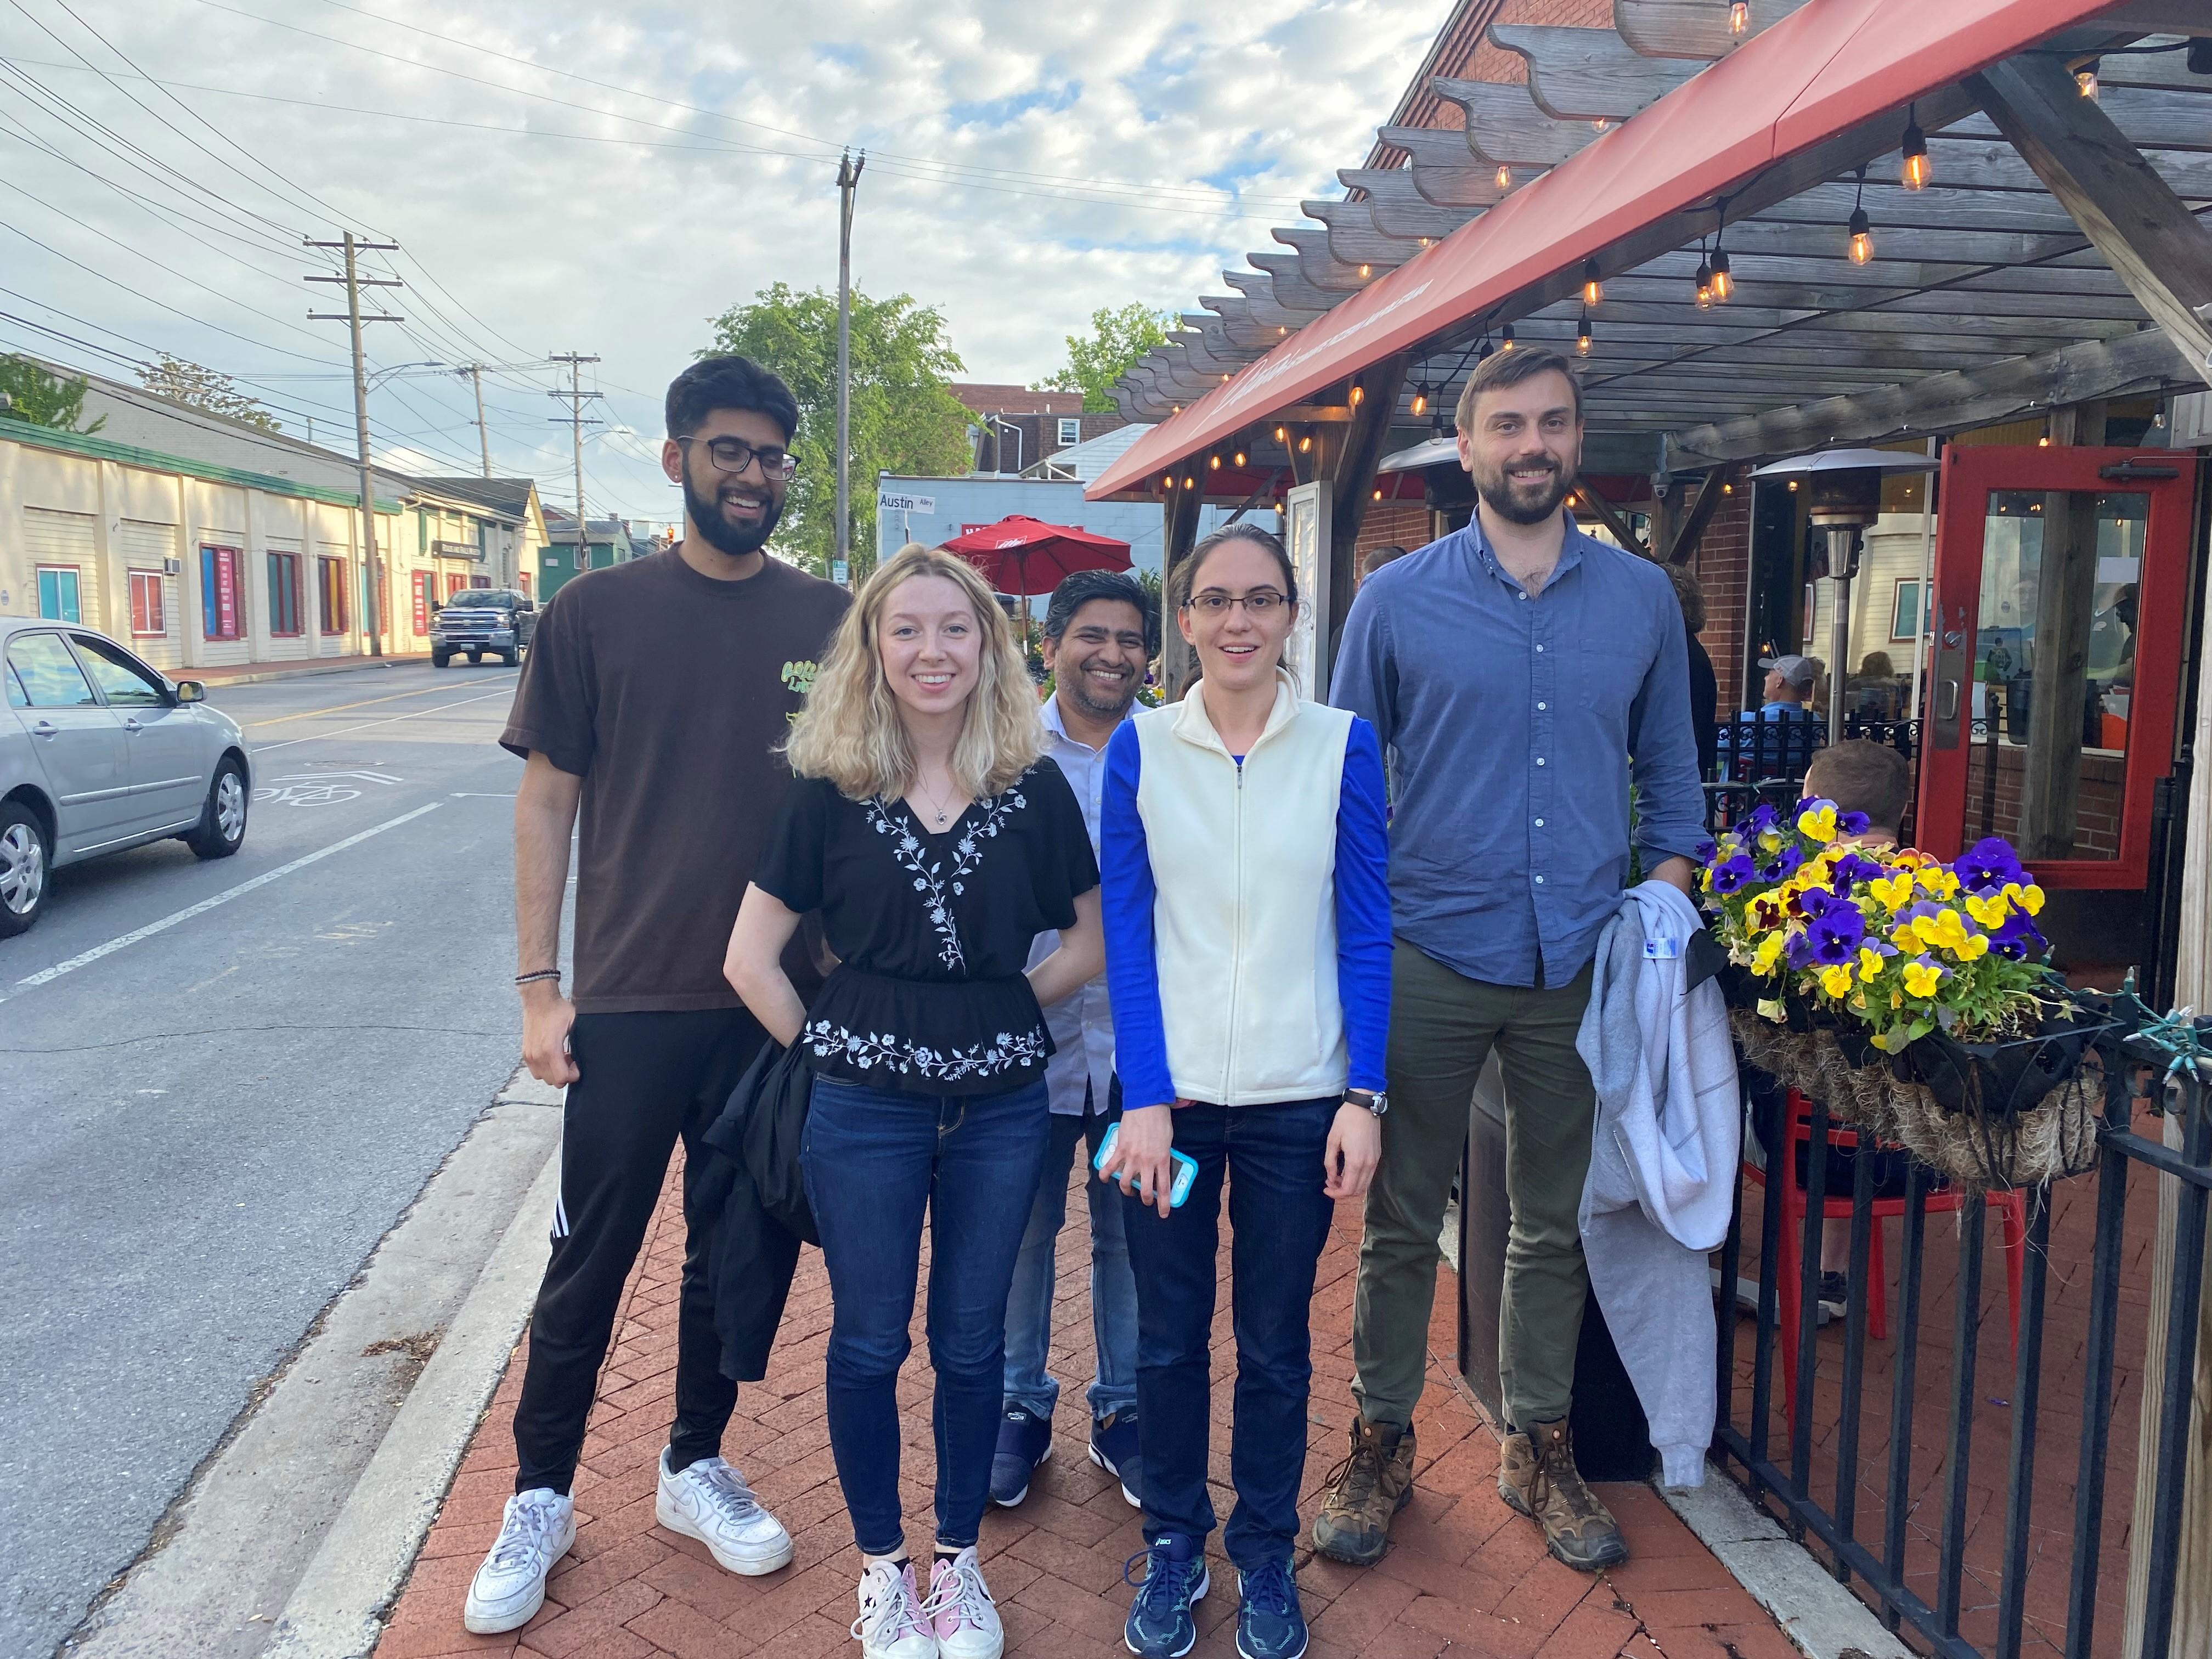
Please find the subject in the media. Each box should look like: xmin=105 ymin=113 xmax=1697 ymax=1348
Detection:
xmin=1132 ymin=675 xmax=1354 ymax=1105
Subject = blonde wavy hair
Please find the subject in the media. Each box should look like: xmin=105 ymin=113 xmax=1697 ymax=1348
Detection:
xmin=784 ymin=543 xmax=1042 ymax=800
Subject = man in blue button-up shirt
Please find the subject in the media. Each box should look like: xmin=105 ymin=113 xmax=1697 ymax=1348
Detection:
xmin=1316 ymin=348 xmax=1704 ymax=1574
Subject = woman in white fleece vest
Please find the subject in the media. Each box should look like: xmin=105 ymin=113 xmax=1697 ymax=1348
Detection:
xmin=1097 ymin=524 xmax=1392 ymax=1659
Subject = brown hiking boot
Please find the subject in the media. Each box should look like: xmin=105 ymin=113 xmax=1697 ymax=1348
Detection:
xmin=1310 ymin=1418 xmax=1417 ymax=1565
xmin=1497 ymin=1418 xmax=1628 ymax=1571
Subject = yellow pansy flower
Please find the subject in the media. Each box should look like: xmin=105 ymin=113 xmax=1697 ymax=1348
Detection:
xmin=2004 ymin=880 xmax=2046 ymax=916
xmin=1964 ymin=893 xmax=2011 ymax=929
xmin=1820 ymin=964 xmax=1855 ymax=998
xmin=1798 ymin=804 xmax=1838 ymax=844
xmin=1857 ymin=946 xmax=1886 ymax=981
xmin=1752 ymin=932 xmax=1786 ymax=974
xmin=1901 ymin=958 xmax=1944 ymax=998
xmin=1867 ymin=872 xmax=1916 ymax=911
xmin=1916 ymin=865 xmax=1961 ymax=899
xmin=1910 ymin=909 xmax=1974 ymax=954
xmin=1955 ymin=931 xmax=1989 ymax=961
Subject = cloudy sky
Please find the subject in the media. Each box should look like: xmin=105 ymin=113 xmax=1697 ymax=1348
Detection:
xmin=0 ymin=0 xmax=1440 ymax=522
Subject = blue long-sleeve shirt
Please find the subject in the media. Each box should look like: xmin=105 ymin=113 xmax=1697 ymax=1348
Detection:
xmin=1330 ymin=519 xmax=1706 ymax=989
xmin=1101 ymin=711 xmax=1392 ymax=1110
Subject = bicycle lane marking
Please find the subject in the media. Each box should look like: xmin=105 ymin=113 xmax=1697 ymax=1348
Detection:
xmin=4 ymin=803 xmax=444 ymax=1000
xmin=251 ymin=686 xmax=519 ymax=757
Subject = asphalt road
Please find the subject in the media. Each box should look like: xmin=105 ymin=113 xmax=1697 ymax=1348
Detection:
xmin=0 ymin=662 xmax=535 ymax=1659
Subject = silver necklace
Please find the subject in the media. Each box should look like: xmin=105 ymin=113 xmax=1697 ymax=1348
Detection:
xmin=912 ymin=776 xmax=961 ymax=831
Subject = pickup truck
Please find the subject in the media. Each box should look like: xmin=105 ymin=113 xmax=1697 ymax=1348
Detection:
xmin=431 ymin=590 xmax=537 ymax=667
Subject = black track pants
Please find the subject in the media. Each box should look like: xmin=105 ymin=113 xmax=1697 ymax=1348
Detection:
xmin=512 ymin=1007 xmax=777 ymax=1496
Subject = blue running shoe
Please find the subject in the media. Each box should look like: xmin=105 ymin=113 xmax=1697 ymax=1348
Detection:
xmin=989 ymin=1406 xmax=1052 ymax=1507
xmin=1235 ymin=1559 xmax=1307 ymax=1659
xmin=1122 ymin=1533 xmax=1209 ymax=1658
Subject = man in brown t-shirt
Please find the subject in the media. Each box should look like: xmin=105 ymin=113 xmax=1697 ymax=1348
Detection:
xmin=465 ymin=355 xmax=849 ymax=1637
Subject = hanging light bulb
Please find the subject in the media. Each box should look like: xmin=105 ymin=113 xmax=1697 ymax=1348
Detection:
xmin=1582 ymin=259 xmax=1602 ymax=307
xmin=1694 ymin=239 xmax=1713 ymax=308
xmin=1298 ymin=433 xmax=1313 ymax=454
xmin=1576 ymin=311 xmax=1593 ymax=356
xmin=1233 ymin=450 xmax=1247 ymax=468
xmin=2076 ymin=62 xmax=2100 ymax=99
xmin=1350 ymin=383 xmax=1364 ymax=406
xmin=1274 ymin=425 xmax=1287 ymax=443
xmin=1277 ymin=325 xmax=1288 ymax=335
xmin=1182 ymin=475 xmax=1195 ymax=490
xmin=1592 ymin=117 xmax=1610 ymax=133
xmin=1900 ymin=105 xmax=1931 ymax=190
xmin=1846 ymin=165 xmax=1873 ymax=264
xmin=1419 ymin=236 xmax=1431 ymax=247
xmin=1358 ymin=263 xmax=1371 ymax=278
xmin=1709 ymin=249 xmax=1733 ymax=302
xmin=1163 ymin=475 xmax=1176 ymax=490
xmin=1373 ymin=487 xmax=1384 ymax=500
xmin=1496 ymin=163 xmax=1511 ymax=190
xmin=1729 ymin=1 xmax=1750 ymax=33
xmin=1410 ymin=387 xmax=1429 ymax=417
xmin=1500 ymin=322 xmax=1516 ymax=352
xmin=1209 ymin=454 xmax=1221 ymax=470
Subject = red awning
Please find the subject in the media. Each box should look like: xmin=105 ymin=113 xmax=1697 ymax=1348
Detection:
xmin=1088 ymin=0 xmax=2113 ymax=501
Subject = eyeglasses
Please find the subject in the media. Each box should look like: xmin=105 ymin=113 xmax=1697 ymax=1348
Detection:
xmin=1186 ymin=590 xmax=1288 ymax=616
xmin=676 ymin=435 xmax=796 ymax=482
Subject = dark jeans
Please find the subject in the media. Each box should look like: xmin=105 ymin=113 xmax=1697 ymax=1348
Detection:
xmin=1121 ymin=1097 xmax=1338 ymax=1570
xmin=512 ymin=1008 xmax=772 ymax=1494
xmin=802 ymin=1073 xmax=1051 ymax=1557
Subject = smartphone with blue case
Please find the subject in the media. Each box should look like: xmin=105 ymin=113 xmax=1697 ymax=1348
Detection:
xmin=1093 ymin=1121 xmax=1199 ymax=1209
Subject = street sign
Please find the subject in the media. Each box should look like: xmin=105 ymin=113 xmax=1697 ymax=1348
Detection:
xmin=830 ymin=559 xmax=849 ymax=585
xmin=877 ymin=491 xmax=935 ymax=513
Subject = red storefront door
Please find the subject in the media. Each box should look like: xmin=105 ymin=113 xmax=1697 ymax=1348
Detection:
xmin=1915 ymin=445 xmax=2193 ymax=890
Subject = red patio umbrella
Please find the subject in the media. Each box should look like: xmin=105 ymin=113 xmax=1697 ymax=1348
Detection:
xmin=940 ymin=515 xmax=1131 ymax=597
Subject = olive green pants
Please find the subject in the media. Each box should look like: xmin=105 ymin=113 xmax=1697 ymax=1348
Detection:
xmin=1351 ymin=940 xmax=1597 ymax=1432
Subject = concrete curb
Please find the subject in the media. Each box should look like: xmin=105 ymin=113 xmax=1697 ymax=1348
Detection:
xmin=195 ymin=656 xmax=436 ymax=689
xmin=1658 ymin=1466 xmax=1911 ymax=1659
xmin=265 ymin=1141 xmax=561 ymax=1658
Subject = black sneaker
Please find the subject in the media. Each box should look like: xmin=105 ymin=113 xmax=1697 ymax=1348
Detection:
xmin=1090 ymin=1410 xmax=1143 ymax=1509
xmin=989 ymin=1406 xmax=1052 ymax=1507
xmin=1818 ymin=1271 xmax=1850 ymax=1324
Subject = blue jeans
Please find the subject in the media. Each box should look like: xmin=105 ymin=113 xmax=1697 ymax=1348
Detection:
xmin=1002 ymin=1087 xmax=1139 ymax=1423
xmin=1121 ymin=1097 xmax=1338 ymax=1570
xmin=802 ymin=1074 xmax=1051 ymax=1556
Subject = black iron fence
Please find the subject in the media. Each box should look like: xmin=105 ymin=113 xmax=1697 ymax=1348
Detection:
xmin=1712 ymin=1003 xmax=2211 ymax=1659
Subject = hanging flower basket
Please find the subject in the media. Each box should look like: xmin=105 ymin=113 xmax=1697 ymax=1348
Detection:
xmin=1701 ymin=805 xmax=2097 ymax=1189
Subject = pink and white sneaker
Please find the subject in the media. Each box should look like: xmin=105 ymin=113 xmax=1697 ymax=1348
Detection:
xmin=923 ymin=1546 xmax=1003 ymax=1659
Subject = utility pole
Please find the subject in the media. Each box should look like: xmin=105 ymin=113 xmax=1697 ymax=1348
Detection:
xmin=836 ymin=150 xmax=865 ymax=585
xmin=307 ymin=232 xmax=402 ymax=655
xmin=459 ymin=364 xmax=493 ymax=477
xmin=547 ymin=353 xmax=602 ymax=568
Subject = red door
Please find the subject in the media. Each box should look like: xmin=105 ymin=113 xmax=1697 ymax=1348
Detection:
xmin=1915 ymin=445 xmax=2192 ymax=889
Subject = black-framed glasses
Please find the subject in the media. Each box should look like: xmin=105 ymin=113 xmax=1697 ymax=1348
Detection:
xmin=1186 ymin=589 xmax=1288 ymax=616
xmin=676 ymin=435 xmax=796 ymax=482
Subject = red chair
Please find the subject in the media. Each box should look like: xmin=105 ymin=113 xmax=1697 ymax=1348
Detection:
xmin=1742 ymin=1089 xmax=2027 ymax=1414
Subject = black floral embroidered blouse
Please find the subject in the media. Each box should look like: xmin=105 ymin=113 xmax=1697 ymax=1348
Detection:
xmin=752 ymin=759 xmax=1099 ymax=1095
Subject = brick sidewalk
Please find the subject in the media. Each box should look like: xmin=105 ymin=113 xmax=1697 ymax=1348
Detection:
xmin=374 ymin=1155 xmax=1795 ymax=1659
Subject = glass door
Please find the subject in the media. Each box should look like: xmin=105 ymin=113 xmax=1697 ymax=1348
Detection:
xmin=1916 ymin=445 xmax=2192 ymax=889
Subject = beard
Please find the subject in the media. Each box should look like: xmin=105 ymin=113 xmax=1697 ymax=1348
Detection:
xmin=1471 ymin=452 xmax=1575 ymax=526
xmin=1059 ymin=652 xmax=1141 ymax=722
xmin=682 ymin=462 xmax=782 ymax=558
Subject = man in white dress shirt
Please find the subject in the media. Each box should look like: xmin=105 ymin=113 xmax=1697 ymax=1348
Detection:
xmin=992 ymin=569 xmax=1156 ymax=1509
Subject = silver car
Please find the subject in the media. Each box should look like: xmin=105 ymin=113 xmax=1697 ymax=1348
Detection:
xmin=1 ymin=616 xmax=249 ymax=936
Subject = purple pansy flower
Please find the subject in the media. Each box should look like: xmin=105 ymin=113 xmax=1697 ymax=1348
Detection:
xmin=1956 ymin=837 xmax=2026 ymax=894
xmin=1829 ymin=851 xmax=1887 ymax=890
xmin=1710 ymin=855 xmax=1756 ymax=895
xmin=1991 ymin=910 xmax=2049 ymax=960
xmin=1837 ymin=810 xmax=1872 ymax=836
xmin=1758 ymin=845 xmax=1804 ymax=882
xmin=1744 ymin=802 xmax=1782 ymax=835
xmin=1695 ymin=838 xmax=1718 ymax=864
xmin=1806 ymin=906 xmax=1867 ymax=964
xmin=1785 ymin=930 xmax=1819 ymax=969
xmin=1799 ymin=886 xmax=1838 ymax=920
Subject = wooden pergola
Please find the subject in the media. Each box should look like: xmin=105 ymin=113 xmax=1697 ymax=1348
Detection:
xmin=1097 ymin=0 xmax=2210 ymax=591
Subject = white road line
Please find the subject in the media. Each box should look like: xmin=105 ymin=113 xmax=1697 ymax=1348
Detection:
xmin=251 ymin=687 xmax=517 ymax=755
xmin=10 ymin=804 xmax=445 ymax=994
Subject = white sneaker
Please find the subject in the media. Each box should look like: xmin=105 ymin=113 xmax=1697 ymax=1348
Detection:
xmin=853 ymin=1558 xmax=937 ymax=1658
xmin=924 ymin=1547 xmax=1004 ymax=1659
xmin=656 ymin=1450 xmax=794 ymax=1575
xmin=462 ymin=1488 xmax=575 ymax=1634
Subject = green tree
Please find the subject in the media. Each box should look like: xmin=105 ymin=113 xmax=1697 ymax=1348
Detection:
xmin=1036 ymin=303 xmax=1173 ymax=413
xmin=705 ymin=284 xmax=972 ymax=577
xmin=0 ymin=354 xmax=104 ymax=433
xmin=138 ymin=352 xmax=281 ymax=432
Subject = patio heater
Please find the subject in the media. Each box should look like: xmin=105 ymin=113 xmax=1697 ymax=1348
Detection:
xmin=1752 ymin=449 xmax=1940 ymax=732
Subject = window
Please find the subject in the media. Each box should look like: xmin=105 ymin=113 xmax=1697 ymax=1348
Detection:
xmin=5 ymin=632 xmax=97 ymax=706
xmin=265 ymin=552 xmax=302 ymax=636
xmin=1890 ymin=578 xmax=1932 ymax=642
xmin=318 ymin=556 xmax=349 ymax=634
xmin=128 ymin=570 xmax=165 ymax=637
xmin=445 ymin=571 xmax=470 ymax=601
xmin=1057 ymin=417 xmax=1081 ymax=447
xmin=200 ymin=546 xmax=242 ymax=640
xmin=35 ymin=566 xmax=81 ymax=623
xmin=72 ymin=634 xmax=167 ymax=706
xmin=414 ymin=572 xmax=434 ymax=635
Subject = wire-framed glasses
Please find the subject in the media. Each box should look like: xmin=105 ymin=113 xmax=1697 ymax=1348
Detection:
xmin=1186 ymin=589 xmax=1289 ymax=616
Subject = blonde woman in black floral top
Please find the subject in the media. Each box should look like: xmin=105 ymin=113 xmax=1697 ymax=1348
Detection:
xmin=725 ymin=544 xmax=1103 ymax=1659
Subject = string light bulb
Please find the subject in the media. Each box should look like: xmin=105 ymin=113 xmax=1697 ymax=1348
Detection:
xmin=1410 ymin=388 xmax=1429 ymax=417
xmin=1299 ymin=433 xmax=1313 ymax=454
xmin=1209 ymin=454 xmax=1221 ymax=470
xmin=2076 ymin=63 xmax=2100 ymax=99
xmin=1419 ymin=236 xmax=1431 ymax=247
xmin=1358 ymin=263 xmax=1371 ymax=278
xmin=1576 ymin=312 xmax=1593 ymax=357
xmin=1708 ymin=248 xmax=1733 ymax=302
xmin=1847 ymin=165 xmax=1874 ymax=264
xmin=1233 ymin=451 xmax=1247 ymax=468
xmin=1182 ymin=476 xmax=1195 ymax=490
xmin=1373 ymin=487 xmax=1384 ymax=500
xmin=1900 ymin=105 xmax=1931 ymax=190
xmin=1730 ymin=1 xmax=1750 ymax=33
xmin=1496 ymin=163 xmax=1511 ymax=189
xmin=1694 ymin=240 xmax=1713 ymax=308
xmin=1350 ymin=383 xmax=1364 ymax=406
xmin=1500 ymin=322 xmax=1516 ymax=352
xmin=1582 ymin=259 xmax=1602 ymax=307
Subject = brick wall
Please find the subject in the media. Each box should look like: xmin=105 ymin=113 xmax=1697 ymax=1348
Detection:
xmin=1689 ymin=479 xmax=1753 ymax=712
xmin=1963 ymin=736 xmax=2128 ymax=859
xmin=1355 ymin=500 xmax=1436 ymax=560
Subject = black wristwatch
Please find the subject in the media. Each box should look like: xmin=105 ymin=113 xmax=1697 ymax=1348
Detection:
xmin=1345 ymin=1088 xmax=1389 ymax=1118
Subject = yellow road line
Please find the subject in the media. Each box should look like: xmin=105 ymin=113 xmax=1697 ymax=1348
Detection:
xmin=243 ymin=672 xmax=517 ymax=729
